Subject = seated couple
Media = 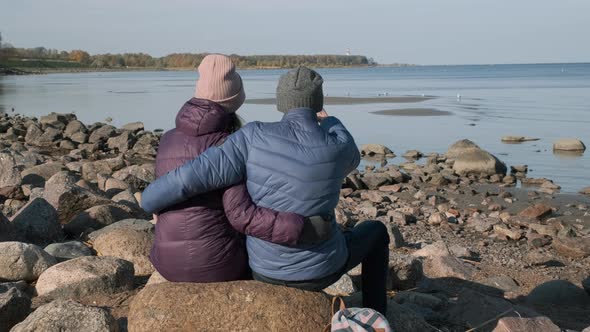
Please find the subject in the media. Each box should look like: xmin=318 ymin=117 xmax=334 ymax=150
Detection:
xmin=141 ymin=54 xmax=390 ymax=314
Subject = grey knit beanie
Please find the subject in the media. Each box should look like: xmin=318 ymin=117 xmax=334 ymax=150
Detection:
xmin=276 ymin=67 xmax=324 ymax=113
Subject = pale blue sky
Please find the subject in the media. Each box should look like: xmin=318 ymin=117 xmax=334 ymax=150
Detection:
xmin=2 ymin=0 xmax=589 ymax=65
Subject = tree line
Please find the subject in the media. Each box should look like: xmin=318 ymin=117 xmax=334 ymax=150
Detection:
xmin=0 ymin=41 xmax=375 ymax=69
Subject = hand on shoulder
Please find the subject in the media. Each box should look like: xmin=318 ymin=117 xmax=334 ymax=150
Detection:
xmin=317 ymin=109 xmax=329 ymax=122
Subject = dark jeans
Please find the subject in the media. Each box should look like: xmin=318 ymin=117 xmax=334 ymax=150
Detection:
xmin=252 ymin=220 xmax=390 ymax=314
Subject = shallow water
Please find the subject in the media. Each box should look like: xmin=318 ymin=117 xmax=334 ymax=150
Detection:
xmin=1 ymin=64 xmax=589 ymax=193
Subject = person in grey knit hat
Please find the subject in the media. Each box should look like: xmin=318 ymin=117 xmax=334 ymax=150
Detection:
xmin=276 ymin=66 xmax=324 ymax=114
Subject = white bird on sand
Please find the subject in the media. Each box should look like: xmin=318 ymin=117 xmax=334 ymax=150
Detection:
xmin=456 ymin=93 xmax=462 ymax=101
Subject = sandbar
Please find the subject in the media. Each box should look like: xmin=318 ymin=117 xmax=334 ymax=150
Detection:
xmin=371 ymin=108 xmax=452 ymax=116
xmin=245 ymin=96 xmax=434 ymax=105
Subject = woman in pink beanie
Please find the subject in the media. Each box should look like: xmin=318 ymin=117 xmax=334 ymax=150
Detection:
xmin=150 ymin=54 xmax=306 ymax=282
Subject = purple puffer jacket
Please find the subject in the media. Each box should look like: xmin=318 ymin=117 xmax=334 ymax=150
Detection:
xmin=150 ymin=98 xmax=305 ymax=282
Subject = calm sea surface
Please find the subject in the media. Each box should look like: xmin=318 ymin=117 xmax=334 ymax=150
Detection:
xmin=1 ymin=64 xmax=589 ymax=193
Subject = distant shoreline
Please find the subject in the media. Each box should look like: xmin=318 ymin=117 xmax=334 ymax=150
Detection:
xmin=4 ymin=62 xmax=588 ymax=77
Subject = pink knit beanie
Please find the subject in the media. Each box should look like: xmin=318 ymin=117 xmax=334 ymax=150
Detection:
xmin=195 ymin=54 xmax=245 ymax=114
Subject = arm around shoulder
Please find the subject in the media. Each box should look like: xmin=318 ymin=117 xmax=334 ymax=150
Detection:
xmin=222 ymin=183 xmax=305 ymax=246
xmin=141 ymin=126 xmax=254 ymax=214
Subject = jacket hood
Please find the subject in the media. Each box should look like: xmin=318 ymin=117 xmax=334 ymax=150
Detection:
xmin=175 ymin=98 xmax=233 ymax=137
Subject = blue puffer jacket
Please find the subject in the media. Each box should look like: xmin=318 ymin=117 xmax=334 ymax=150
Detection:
xmin=141 ymin=108 xmax=360 ymax=281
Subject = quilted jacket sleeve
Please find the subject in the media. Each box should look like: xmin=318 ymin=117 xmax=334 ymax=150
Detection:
xmin=141 ymin=124 xmax=253 ymax=214
xmin=320 ymin=116 xmax=361 ymax=175
xmin=222 ymin=183 xmax=305 ymax=247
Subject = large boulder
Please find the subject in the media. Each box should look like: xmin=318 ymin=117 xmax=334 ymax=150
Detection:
xmin=402 ymin=150 xmax=422 ymax=159
xmin=0 ymin=287 xmax=31 ymax=332
xmin=35 ymin=256 xmax=134 ymax=300
xmin=25 ymin=124 xmax=62 ymax=147
xmin=80 ymin=156 xmax=125 ymax=182
xmin=10 ymin=299 xmax=118 ymax=332
xmin=422 ymin=255 xmax=475 ymax=280
xmin=413 ymin=241 xmax=451 ymax=258
xmin=57 ymin=138 xmax=75 ymax=150
xmin=447 ymin=139 xmax=507 ymax=175
xmin=0 ymin=153 xmax=22 ymax=190
xmin=553 ymin=138 xmax=586 ymax=152
xmin=446 ymin=288 xmax=538 ymax=330
xmin=385 ymin=299 xmax=438 ymax=331
xmin=131 ymin=134 xmax=158 ymax=156
xmin=44 ymin=241 xmax=93 ymax=262
xmin=87 ymin=219 xmax=153 ymax=242
xmin=122 ymin=122 xmax=144 ymax=132
xmin=413 ymin=242 xmax=475 ymax=280
xmin=111 ymin=189 xmax=139 ymax=207
xmin=360 ymin=144 xmax=395 ymax=157
xmin=387 ymin=255 xmax=423 ymax=290
xmin=64 ymin=204 xmax=133 ymax=236
xmin=34 ymin=127 xmax=63 ymax=147
xmin=92 ymin=227 xmax=154 ymax=276
xmin=42 ymin=171 xmax=111 ymax=224
xmin=24 ymin=124 xmax=43 ymax=146
xmin=70 ymin=132 xmax=88 ymax=144
xmin=37 ymin=127 xmax=63 ymax=146
xmin=552 ymin=237 xmax=590 ymax=258
xmin=111 ymin=164 xmax=155 ymax=191
xmin=21 ymin=162 xmax=66 ymax=186
xmin=10 ymin=198 xmax=64 ymax=247
xmin=361 ymin=173 xmax=393 ymax=189
xmin=0 ymin=242 xmax=57 ymax=282
xmin=88 ymin=125 xmax=116 ymax=143
xmin=526 ymin=280 xmax=590 ymax=306
xmin=105 ymin=178 xmax=130 ymax=194
xmin=64 ymin=120 xmax=88 ymax=138
xmin=128 ymin=281 xmax=332 ymax=331
xmin=107 ymin=131 xmax=136 ymax=153
xmin=519 ymin=204 xmax=553 ymax=220
xmin=446 ymin=139 xmax=480 ymax=159
xmin=39 ymin=112 xmax=74 ymax=130
xmin=493 ymin=316 xmax=560 ymax=332
xmin=12 ymin=151 xmax=44 ymax=169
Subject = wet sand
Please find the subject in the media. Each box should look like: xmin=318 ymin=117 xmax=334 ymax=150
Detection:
xmin=372 ymin=108 xmax=452 ymax=116
xmin=244 ymin=96 xmax=434 ymax=105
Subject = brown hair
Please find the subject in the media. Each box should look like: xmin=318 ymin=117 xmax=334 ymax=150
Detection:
xmin=226 ymin=113 xmax=243 ymax=133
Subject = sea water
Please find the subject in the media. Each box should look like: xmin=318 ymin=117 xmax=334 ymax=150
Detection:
xmin=1 ymin=63 xmax=589 ymax=192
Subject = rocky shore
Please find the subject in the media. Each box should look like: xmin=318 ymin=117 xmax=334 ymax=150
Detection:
xmin=0 ymin=68 xmax=28 ymax=76
xmin=0 ymin=112 xmax=589 ymax=331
